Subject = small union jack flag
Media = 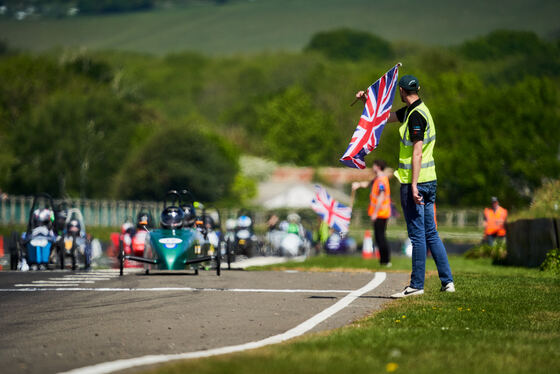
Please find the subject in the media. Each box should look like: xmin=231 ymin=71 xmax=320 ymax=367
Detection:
xmin=311 ymin=185 xmax=352 ymax=233
xmin=340 ymin=64 xmax=400 ymax=169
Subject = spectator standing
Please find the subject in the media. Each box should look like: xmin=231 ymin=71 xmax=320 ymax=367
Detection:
xmin=483 ymin=197 xmax=508 ymax=245
xmin=352 ymin=160 xmax=392 ymax=267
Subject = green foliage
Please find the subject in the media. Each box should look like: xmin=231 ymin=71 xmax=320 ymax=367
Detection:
xmin=528 ymin=180 xmax=560 ymax=217
xmin=417 ymin=47 xmax=461 ymax=75
xmin=64 ymin=55 xmax=114 ymax=84
xmin=0 ymin=54 xmax=144 ymax=198
xmin=305 ymin=28 xmax=393 ymax=61
xmin=459 ymin=30 xmax=556 ymax=60
xmin=257 ymin=86 xmax=339 ymax=166
xmin=0 ymin=40 xmax=8 ymax=55
xmin=9 ymin=90 xmax=141 ymax=197
xmin=433 ymin=73 xmax=560 ymax=206
xmin=0 ymin=55 xmax=64 ymax=126
xmin=464 ymin=242 xmax=507 ymax=263
xmin=229 ymin=174 xmax=257 ymax=205
xmin=513 ymin=180 xmax=560 ymax=219
xmin=112 ymin=122 xmax=239 ymax=202
xmin=540 ymin=248 xmax=560 ymax=274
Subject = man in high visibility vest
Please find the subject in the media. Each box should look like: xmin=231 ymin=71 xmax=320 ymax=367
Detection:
xmin=356 ymin=74 xmax=454 ymax=298
xmin=352 ymin=159 xmax=392 ymax=266
xmin=484 ymin=196 xmax=508 ymax=245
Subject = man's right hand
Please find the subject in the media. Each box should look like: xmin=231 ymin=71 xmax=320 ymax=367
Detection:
xmin=412 ymin=184 xmax=424 ymax=205
xmin=356 ymin=90 xmax=367 ymax=103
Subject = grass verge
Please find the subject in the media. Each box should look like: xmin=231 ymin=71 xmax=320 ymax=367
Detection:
xmin=143 ymin=256 xmax=560 ymax=374
xmin=248 ymin=253 xmax=499 ymax=273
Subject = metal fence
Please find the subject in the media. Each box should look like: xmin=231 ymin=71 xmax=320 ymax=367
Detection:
xmin=350 ymin=207 xmax=484 ymax=229
xmin=0 ymin=195 xmax=485 ymax=229
xmin=0 ymin=195 xmax=164 ymax=227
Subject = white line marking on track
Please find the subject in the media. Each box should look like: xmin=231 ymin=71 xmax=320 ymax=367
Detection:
xmin=29 ymin=280 xmax=96 ymax=284
xmin=5 ymin=271 xmax=120 ymax=288
xmin=1 ymin=287 xmax=354 ymax=293
xmin=48 ymin=278 xmax=112 ymax=281
xmin=54 ymin=278 xmax=115 ymax=281
xmin=57 ymin=272 xmax=387 ymax=374
xmin=60 ymin=274 xmax=118 ymax=278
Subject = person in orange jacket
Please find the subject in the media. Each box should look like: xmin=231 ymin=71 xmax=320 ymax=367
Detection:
xmin=483 ymin=196 xmax=508 ymax=245
xmin=352 ymin=159 xmax=392 ymax=266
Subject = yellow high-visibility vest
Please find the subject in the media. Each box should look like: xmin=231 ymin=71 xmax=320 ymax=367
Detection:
xmin=395 ymin=102 xmax=437 ymax=184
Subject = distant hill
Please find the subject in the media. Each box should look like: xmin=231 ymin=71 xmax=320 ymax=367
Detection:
xmin=0 ymin=0 xmax=559 ymax=55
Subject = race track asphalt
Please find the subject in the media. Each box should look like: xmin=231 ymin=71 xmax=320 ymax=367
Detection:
xmin=0 ymin=267 xmax=408 ymax=374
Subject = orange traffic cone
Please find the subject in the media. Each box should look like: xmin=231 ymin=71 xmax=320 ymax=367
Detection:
xmin=362 ymin=230 xmax=373 ymax=259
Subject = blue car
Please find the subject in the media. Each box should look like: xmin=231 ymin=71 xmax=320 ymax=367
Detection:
xmin=17 ymin=193 xmax=56 ymax=271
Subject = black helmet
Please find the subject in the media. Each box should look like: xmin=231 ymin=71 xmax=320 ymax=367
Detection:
xmin=203 ymin=215 xmax=215 ymax=229
xmin=181 ymin=203 xmax=196 ymax=227
xmin=67 ymin=218 xmax=81 ymax=235
xmin=54 ymin=207 xmax=68 ymax=233
xmin=160 ymin=207 xmax=184 ymax=230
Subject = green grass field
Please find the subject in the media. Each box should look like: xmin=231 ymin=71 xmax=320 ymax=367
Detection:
xmin=1 ymin=0 xmax=559 ymax=55
xmin=143 ymin=256 xmax=559 ymax=374
xmin=249 ymin=253 xmax=492 ymax=273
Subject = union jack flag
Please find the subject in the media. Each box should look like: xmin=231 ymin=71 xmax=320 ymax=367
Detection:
xmin=311 ymin=185 xmax=352 ymax=233
xmin=340 ymin=64 xmax=400 ymax=169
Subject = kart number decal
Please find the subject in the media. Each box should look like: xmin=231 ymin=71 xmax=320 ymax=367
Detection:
xmin=159 ymin=237 xmax=183 ymax=249
xmin=30 ymin=238 xmax=48 ymax=247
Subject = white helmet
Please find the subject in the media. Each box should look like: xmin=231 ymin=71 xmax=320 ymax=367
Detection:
xmin=287 ymin=213 xmax=300 ymax=223
xmin=225 ymin=219 xmax=237 ymax=231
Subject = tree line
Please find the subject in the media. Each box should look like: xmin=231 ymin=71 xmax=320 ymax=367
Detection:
xmin=0 ymin=29 xmax=558 ymax=208
xmin=0 ymin=0 xmax=230 ymax=17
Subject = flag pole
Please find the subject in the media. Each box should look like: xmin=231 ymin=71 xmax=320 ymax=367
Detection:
xmin=350 ymin=90 xmax=367 ymax=107
xmin=350 ymin=62 xmax=402 ymax=107
xmin=349 ymin=188 xmax=356 ymax=209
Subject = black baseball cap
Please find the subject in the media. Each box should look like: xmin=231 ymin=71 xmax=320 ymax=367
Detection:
xmin=398 ymin=75 xmax=420 ymax=91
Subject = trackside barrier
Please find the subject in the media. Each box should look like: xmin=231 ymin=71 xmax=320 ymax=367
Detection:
xmin=0 ymin=195 xmax=164 ymax=228
xmin=506 ymin=218 xmax=560 ymax=267
xmin=350 ymin=207 xmax=484 ymax=229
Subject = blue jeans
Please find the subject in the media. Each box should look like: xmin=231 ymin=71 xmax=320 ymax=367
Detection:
xmin=400 ymin=181 xmax=453 ymax=289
